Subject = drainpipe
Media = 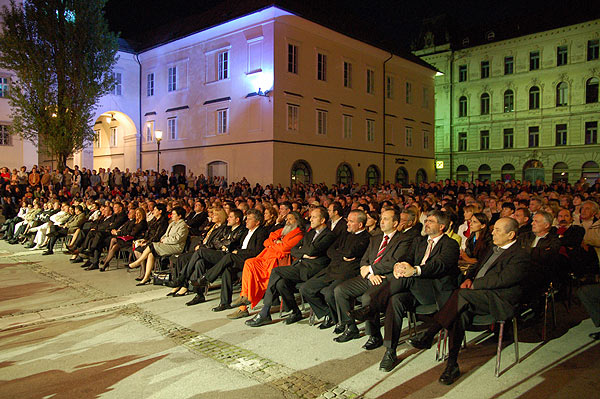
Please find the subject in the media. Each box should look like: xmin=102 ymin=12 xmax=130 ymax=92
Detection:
xmin=135 ymin=53 xmax=142 ymax=169
xmin=383 ymin=52 xmax=393 ymax=183
xmin=448 ymin=51 xmax=454 ymax=180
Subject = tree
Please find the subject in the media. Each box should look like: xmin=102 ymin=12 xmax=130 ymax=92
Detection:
xmin=0 ymin=0 xmax=118 ymax=170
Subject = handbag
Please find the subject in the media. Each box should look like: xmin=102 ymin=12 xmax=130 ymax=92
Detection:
xmin=152 ymin=271 xmax=171 ymax=286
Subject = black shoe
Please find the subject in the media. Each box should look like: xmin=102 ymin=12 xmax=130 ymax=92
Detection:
xmin=42 ymin=250 xmax=54 ymax=255
xmin=24 ymin=243 xmax=34 ymax=249
xmin=333 ymin=324 xmax=345 ymax=334
xmin=73 ymin=256 xmax=84 ymax=264
xmin=173 ymin=290 xmax=189 ymax=297
xmin=285 ymin=312 xmax=303 ymax=325
xmin=99 ymin=264 xmax=109 ymax=272
xmin=136 ymin=280 xmax=150 ymax=286
xmin=192 ymin=276 xmax=209 ymax=290
xmin=185 ymin=295 xmax=206 ymax=306
xmin=319 ymin=315 xmax=336 ymax=330
xmin=362 ymin=335 xmax=383 ymax=350
xmin=333 ymin=327 xmax=360 ymax=343
xmin=85 ymin=263 xmax=99 ymax=271
xmin=439 ymin=363 xmax=460 ymax=385
xmin=212 ymin=303 xmax=233 ymax=312
xmin=81 ymin=260 xmax=92 ymax=269
xmin=348 ymin=305 xmax=375 ymax=323
xmin=589 ymin=331 xmax=600 ymax=340
xmin=245 ymin=314 xmax=272 ymax=327
xmin=408 ymin=332 xmax=435 ymax=350
xmin=379 ymin=349 xmax=398 ymax=372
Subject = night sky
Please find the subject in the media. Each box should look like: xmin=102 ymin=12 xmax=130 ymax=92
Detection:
xmin=104 ymin=0 xmax=600 ymax=51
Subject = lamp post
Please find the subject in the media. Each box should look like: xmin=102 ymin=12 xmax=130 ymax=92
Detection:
xmin=154 ymin=130 xmax=163 ymax=172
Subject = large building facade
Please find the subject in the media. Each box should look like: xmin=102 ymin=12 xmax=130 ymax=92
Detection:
xmin=415 ymin=19 xmax=600 ymax=184
xmin=0 ymin=6 xmax=435 ymax=187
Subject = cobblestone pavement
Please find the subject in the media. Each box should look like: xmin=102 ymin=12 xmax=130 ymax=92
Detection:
xmin=1 ymin=243 xmax=599 ymax=398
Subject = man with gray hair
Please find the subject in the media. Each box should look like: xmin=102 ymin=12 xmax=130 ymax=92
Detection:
xmin=575 ymin=200 xmax=600 ymax=265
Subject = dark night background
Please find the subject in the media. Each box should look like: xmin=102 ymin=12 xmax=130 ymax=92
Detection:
xmin=104 ymin=0 xmax=600 ymax=52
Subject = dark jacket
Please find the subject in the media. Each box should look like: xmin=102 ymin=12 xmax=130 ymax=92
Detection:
xmin=329 ymin=217 xmax=347 ymax=239
xmin=186 ymin=211 xmax=208 ymax=236
xmin=144 ymin=215 xmax=169 ymax=243
xmin=367 ymin=223 xmax=422 ymax=276
xmin=290 ymin=227 xmax=337 ymax=280
xmin=236 ymin=225 xmax=270 ymax=260
xmin=323 ymin=229 xmax=371 ymax=281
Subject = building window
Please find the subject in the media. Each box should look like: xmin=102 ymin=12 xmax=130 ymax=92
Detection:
xmin=217 ymin=109 xmax=228 ymax=134
xmin=288 ymin=44 xmax=298 ymax=74
xmin=386 ymin=76 xmax=394 ymax=99
xmin=111 ymin=72 xmax=122 ymax=95
xmin=528 ymin=126 xmax=539 ymax=147
xmin=168 ymin=66 xmax=177 ymax=92
xmin=556 ymin=82 xmax=568 ymax=107
xmin=504 ymin=89 xmax=514 ymax=112
xmin=336 ymin=163 xmax=353 ymax=184
xmin=422 ymin=87 xmax=429 ymax=108
xmin=416 ymin=169 xmax=428 ymax=184
xmin=366 ymin=119 xmax=375 ymax=142
xmin=0 ymin=77 xmax=9 ymax=97
xmin=366 ymin=68 xmax=375 ymax=94
xmin=458 ymin=96 xmax=467 ymax=117
xmin=343 ymin=61 xmax=352 ymax=88
xmin=585 ymin=121 xmax=598 ymax=144
xmin=480 ymin=61 xmax=489 ymax=78
xmin=218 ymin=51 xmax=229 ymax=80
xmin=395 ymin=167 xmax=408 ymax=185
xmin=405 ymin=82 xmax=412 ymax=104
xmin=458 ymin=132 xmax=467 ymax=151
xmin=589 ymin=40 xmax=599 ymax=61
xmin=555 ymin=124 xmax=567 ymax=146
xmin=530 ymin=51 xmax=540 ymax=70
xmin=557 ymin=45 xmax=568 ymax=66
xmin=317 ymin=53 xmax=327 ymax=81
xmin=110 ymin=127 xmax=118 ymax=147
xmin=0 ymin=125 xmax=10 ymax=145
xmin=478 ymin=164 xmax=491 ymax=181
xmin=405 ymin=127 xmax=413 ymax=147
xmin=343 ymin=114 xmax=352 ymax=139
xmin=366 ymin=165 xmax=380 ymax=187
xmin=458 ymin=65 xmax=467 ymax=82
xmin=146 ymin=121 xmax=154 ymax=142
xmin=287 ymin=104 xmax=299 ymax=131
xmin=146 ymin=73 xmax=154 ymax=97
xmin=94 ymin=130 xmax=101 ymax=148
xmin=423 ymin=130 xmax=429 ymax=149
xmin=290 ymin=160 xmax=312 ymax=185
xmin=480 ymin=130 xmax=489 ymax=150
xmin=586 ymin=77 xmax=599 ymax=103
xmin=529 ymin=86 xmax=540 ymax=109
xmin=456 ymin=165 xmax=469 ymax=181
xmin=504 ymin=56 xmax=514 ymax=75
xmin=316 ymin=109 xmax=327 ymax=135
xmin=480 ymin=93 xmax=490 ymax=115
xmin=503 ymin=128 xmax=514 ymax=149
xmin=168 ymin=117 xmax=177 ymax=139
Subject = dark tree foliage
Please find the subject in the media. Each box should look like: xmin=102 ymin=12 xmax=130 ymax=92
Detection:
xmin=0 ymin=0 xmax=118 ymax=169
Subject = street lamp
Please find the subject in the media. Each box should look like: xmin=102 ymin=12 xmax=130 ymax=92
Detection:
xmin=154 ymin=130 xmax=163 ymax=172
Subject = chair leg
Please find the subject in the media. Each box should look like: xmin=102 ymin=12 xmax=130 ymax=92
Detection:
xmin=495 ymin=321 xmax=504 ymax=378
xmin=436 ymin=330 xmax=442 ymax=361
xmin=279 ymin=298 xmax=284 ymax=318
xmin=551 ymin=287 xmax=557 ymax=329
xmin=543 ymin=291 xmax=549 ymax=341
xmin=443 ymin=329 xmax=449 ymax=360
xmin=512 ymin=317 xmax=519 ymax=363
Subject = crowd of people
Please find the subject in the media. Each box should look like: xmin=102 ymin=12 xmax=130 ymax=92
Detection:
xmin=2 ymin=163 xmax=600 ymax=385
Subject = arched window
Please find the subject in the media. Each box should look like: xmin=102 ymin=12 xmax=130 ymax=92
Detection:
xmin=552 ymin=162 xmax=569 ymax=182
xmin=556 ymin=82 xmax=568 ymax=106
xmin=478 ymin=164 xmax=491 ymax=181
xmin=501 ymin=163 xmax=515 ymax=181
xmin=365 ymin=165 xmax=380 ymax=187
xmin=582 ymin=161 xmax=600 ymax=184
xmin=395 ymin=167 xmax=408 ymax=185
xmin=416 ymin=168 xmax=427 ymax=184
xmin=207 ymin=161 xmax=228 ymax=180
xmin=172 ymin=164 xmax=186 ymax=176
xmin=456 ymin=165 xmax=469 ymax=181
xmin=290 ymin=160 xmax=312 ymax=185
xmin=523 ymin=159 xmax=545 ymax=182
xmin=336 ymin=163 xmax=353 ymax=185
xmin=458 ymin=96 xmax=467 ymax=117
xmin=480 ymin=93 xmax=490 ymax=115
xmin=586 ymin=77 xmax=599 ymax=104
xmin=529 ymin=86 xmax=540 ymax=109
xmin=503 ymin=89 xmax=514 ymax=112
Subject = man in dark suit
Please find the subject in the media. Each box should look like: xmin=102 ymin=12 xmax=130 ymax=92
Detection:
xmin=81 ymin=202 xmax=128 ymax=270
xmin=348 ymin=210 xmax=460 ymax=371
xmin=328 ymin=202 xmax=348 ymax=239
xmin=186 ymin=200 xmax=208 ymax=236
xmin=300 ymin=209 xmax=370 ymax=329
xmin=193 ymin=209 xmax=269 ymax=311
xmin=246 ymin=206 xmax=336 ymax=327
xmin=556 ymin=208 xmax=590 ymax=278
xmin=409 ymin=217 xmax=530 ymax=385
xmin=333 ymin=208 xmax=417 ymax=343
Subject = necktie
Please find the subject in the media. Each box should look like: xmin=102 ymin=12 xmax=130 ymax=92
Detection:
xmin=475 ymin=246 xmax=503 ymax=279
xmin=420 ymin=239 xmax=434 ymax=265
xmin=373 ymin=235 xmax=389 ymax=265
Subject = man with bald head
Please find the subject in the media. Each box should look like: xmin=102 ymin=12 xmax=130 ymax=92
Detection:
xmin=408 ymin=217 xmax=529 ymax=385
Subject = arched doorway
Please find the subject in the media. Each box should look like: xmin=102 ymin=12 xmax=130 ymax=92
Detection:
xmin=501 ymin=163 xmax=515 ymax=181
xmin=208 ymin=161 xmax=228 ymax=180
xmin=478 ymin=164 xmax=491 ymax=181
xmin=290 ymin=160 xmax=312 ymax=185
xmin=366 ymin=165 xmax=380 ymax=187
xmin=523 ymin=159 xmax=545 ymax=182
xmin=336 ymin=163 xmax=353 ymax=185
xmin=173 ymin=164 xmax=186 ymax=176
xmin=552 ymin=162 xmax=569 ymax=182
xmin=582 ymin=161 xmax=600 ymax=184
xmin=91 ymin=110 xmax=138 ymax=171
xmin=395 ymin=167 xmax=408 ymax=185
xmin=456 ymin=165 xmax=469 ymax=182
xmin=416 ymin=168 xmax=427 ymax=184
